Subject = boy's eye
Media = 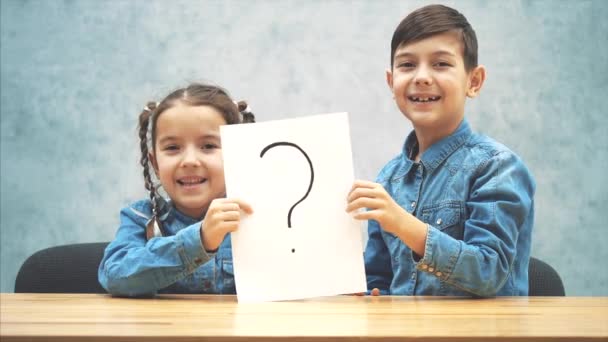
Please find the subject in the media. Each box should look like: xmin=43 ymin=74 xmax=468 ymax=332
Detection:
xmin=434 ymin=62 xmax=452 ymax=67
xmin=398 ymin=62 xmax=415 ymax=68
xmin=202 ymin=143 xmax=219 ymax=150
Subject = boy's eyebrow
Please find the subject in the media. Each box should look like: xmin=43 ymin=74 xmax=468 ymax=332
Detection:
xmin=394 ymin=50 xmax=457 ymax=59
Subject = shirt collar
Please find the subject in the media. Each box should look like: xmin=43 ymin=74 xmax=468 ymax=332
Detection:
xmin=402 ymin=119 xmax=472 ymax=173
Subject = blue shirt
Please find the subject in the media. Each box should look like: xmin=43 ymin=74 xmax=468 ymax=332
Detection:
xmin=365 ymin=119 xmax=535 ymax=297
xmin=98 ymin=199 xmax=236 ymax=296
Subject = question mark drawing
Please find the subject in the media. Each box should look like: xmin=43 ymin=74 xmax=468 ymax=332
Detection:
xmin=260 ymin=142 xmax=314 ymax=253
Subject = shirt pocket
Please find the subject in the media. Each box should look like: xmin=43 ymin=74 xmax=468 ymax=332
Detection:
xmin=420 ymin=200 xmax=465 ymax=240
xmin=221 ymin=259 xmax=237 ymax=294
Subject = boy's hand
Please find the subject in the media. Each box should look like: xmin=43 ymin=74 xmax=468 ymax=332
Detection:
xmin=348 ymin=288 xmax=382 ymax=296
xmin=346 ymin=180 xmax=410 ymax=235
xmin=346 ymin=180 xmax=428 ymax=256
xmin=200 ymin=198 xmax=253 ymax=252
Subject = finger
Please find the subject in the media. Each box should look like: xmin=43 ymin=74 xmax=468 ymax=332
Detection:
xmin=208 ymin=198 xmax=237 ymax=214
xmin=347 ymin=187 xmax=381 ymax=202
xmin=215 ymin=201 xmax=253 ymax=216
xmin=216 ymin=210 xmax=241 ymax=222
xmin=348 ymin=180 xmax=375 ymax=196
xmin=352 ymin=179 xmax=379 ymax=190
xmin=218 ymin=221 xmax=239 ymax=233
xmin=352 ymin=209 xmax=380 ymax=221
xmin=228 ymin=198 xmax=253 ymax=214
xmin=346 ymin=198 xmax=383 ymax=213
xmin=371 ymin=288 xmax=381 ymax=296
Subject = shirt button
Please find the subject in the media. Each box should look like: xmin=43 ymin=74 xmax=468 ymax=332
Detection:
xmin=428 ymin=267 xmax=435 ymax=272
xmin=436 ymin=218 xmax=442 ymax=225
xmin=411 ymin=201 xmax=416 ymax=208
xmin=435 ymin=272 xmax=442 ymax=277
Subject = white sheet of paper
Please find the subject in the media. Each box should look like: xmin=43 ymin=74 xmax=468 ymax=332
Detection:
xmin=221 ymin=112 xmax=367 ymax=303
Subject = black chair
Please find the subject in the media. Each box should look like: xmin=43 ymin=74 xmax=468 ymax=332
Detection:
xmin=528 ymin=257 xmax=565 ymax=296
xmin=15 ymin=242 xmax=109 ymax=293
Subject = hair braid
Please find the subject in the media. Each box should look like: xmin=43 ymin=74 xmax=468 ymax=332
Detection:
xmin=236 ymin=100 xmax=256 ymax=123
xmin=138 ymin=102 xmax=161 ymax=239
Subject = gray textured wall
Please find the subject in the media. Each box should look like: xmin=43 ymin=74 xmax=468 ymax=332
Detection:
xmin=1 ymin=0 xmax=606 ymax=295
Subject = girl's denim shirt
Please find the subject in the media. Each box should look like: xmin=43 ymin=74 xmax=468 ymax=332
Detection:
xmin=365 ymin=119 xmax=535 ymax=297
xmin=98 ymin=200 xmax=236 ymax=296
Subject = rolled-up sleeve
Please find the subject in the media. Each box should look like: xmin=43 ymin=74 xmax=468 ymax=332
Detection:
xmin=415 ymin=151 xmax=535 ymax=297
xmin=98 ymin=206 xmax=210 ymax=297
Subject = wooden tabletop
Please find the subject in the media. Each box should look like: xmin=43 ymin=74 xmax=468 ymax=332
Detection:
xmin=1 ymin=293 xmax=607 ymax=341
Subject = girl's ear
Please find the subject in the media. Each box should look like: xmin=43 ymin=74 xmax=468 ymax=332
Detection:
xmin=149 ymin=152 xmax=159 ymax=176
xmin=467 ymin=65 xmax=486 ymax=98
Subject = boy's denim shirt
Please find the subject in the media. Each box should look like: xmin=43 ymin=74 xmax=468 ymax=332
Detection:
xmin=365 ymin=119 xmax=535 ymax=297
xmin=98 ymin=200 xmax=236 ymax=296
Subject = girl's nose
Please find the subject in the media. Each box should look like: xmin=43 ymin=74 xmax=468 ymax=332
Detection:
xmin=181 ymin=147 xmax=203 ymax=167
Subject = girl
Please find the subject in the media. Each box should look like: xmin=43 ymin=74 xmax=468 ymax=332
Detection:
xmin=99 ymin=83 xmax=255 ymax=296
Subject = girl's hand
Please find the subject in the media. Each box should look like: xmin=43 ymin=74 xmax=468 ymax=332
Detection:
xmin=346 ymin=180 xmax=409 ymax=235
xmin=200 ymin=198 xmax=253 ymax=252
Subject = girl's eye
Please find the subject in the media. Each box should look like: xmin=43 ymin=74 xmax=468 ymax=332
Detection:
xmin=164 ymin=145 xmax=179 ymax=151
xmin=202 ymin=143 xmax=219 ymax=150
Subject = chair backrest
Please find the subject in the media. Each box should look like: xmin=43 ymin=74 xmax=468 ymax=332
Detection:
xmin=528 ymin=257 xmax=565 ymax=296
xmin=15 ymin=242 xmax=109 ymax=293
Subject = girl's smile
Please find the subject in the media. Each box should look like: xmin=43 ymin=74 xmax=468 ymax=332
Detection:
xmin=151 ymin=104 xmax=228 ymax=218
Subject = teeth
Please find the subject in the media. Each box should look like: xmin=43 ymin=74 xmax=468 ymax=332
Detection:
xmin=178 ymin=178 xmax=205 ymax=185
xmin=409 ymin=96 xmax=440 ymax=102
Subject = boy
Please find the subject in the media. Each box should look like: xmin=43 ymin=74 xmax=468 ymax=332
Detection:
xmin=347 ymin=4 xmax=535 ymax=297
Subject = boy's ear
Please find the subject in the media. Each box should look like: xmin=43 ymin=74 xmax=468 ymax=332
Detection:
xmin=386 ymin=68 xmax=395 ymax=97
xmin=149 ymin=152 xmax=159 ymax=176
xmin=467 ymin=65 xmax=486 ymax=98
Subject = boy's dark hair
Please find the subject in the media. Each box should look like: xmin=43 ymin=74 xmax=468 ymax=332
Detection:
xmin=137 ymin=83 xmax=255 ymax=238
xmin=390 ymin=4 xmax=478 ymax=71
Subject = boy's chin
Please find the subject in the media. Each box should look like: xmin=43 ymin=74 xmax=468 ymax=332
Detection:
xmin=402 ymin=111 xmax=438 ymax=125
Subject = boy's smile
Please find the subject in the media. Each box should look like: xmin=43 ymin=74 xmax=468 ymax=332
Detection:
xmin=408 ymin=95 xmax=441 ymax=103
xmin=387 ymin=31 xmax=485 ymax=150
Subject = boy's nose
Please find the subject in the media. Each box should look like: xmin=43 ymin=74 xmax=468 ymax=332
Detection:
xmin=414 ymin=66 xmax=433 ymax=86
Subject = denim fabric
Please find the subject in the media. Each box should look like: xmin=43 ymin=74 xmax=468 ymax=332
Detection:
xmin=98 ymin=199 xmax=236 ymax=296
xmin=365 ymin=119 xmax=535 ymax=297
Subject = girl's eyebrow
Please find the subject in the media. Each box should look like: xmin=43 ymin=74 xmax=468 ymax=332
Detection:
xmin=158 ymin=133 xmax=220 ymax=145
xmin=158 ymin=136 xmax=178 ymax=145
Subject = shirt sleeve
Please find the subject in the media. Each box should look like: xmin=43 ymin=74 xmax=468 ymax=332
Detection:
xmin=364 ymin=218 xmax=393 ymax=295
xmin=98 ymin=205 xmax=211 ymax=296
xmin=415 ymin=151 xmax=535 ymax=297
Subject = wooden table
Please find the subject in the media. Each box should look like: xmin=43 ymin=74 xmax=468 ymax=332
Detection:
xmin=1 ymin=293 xmax=607 ymax=341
